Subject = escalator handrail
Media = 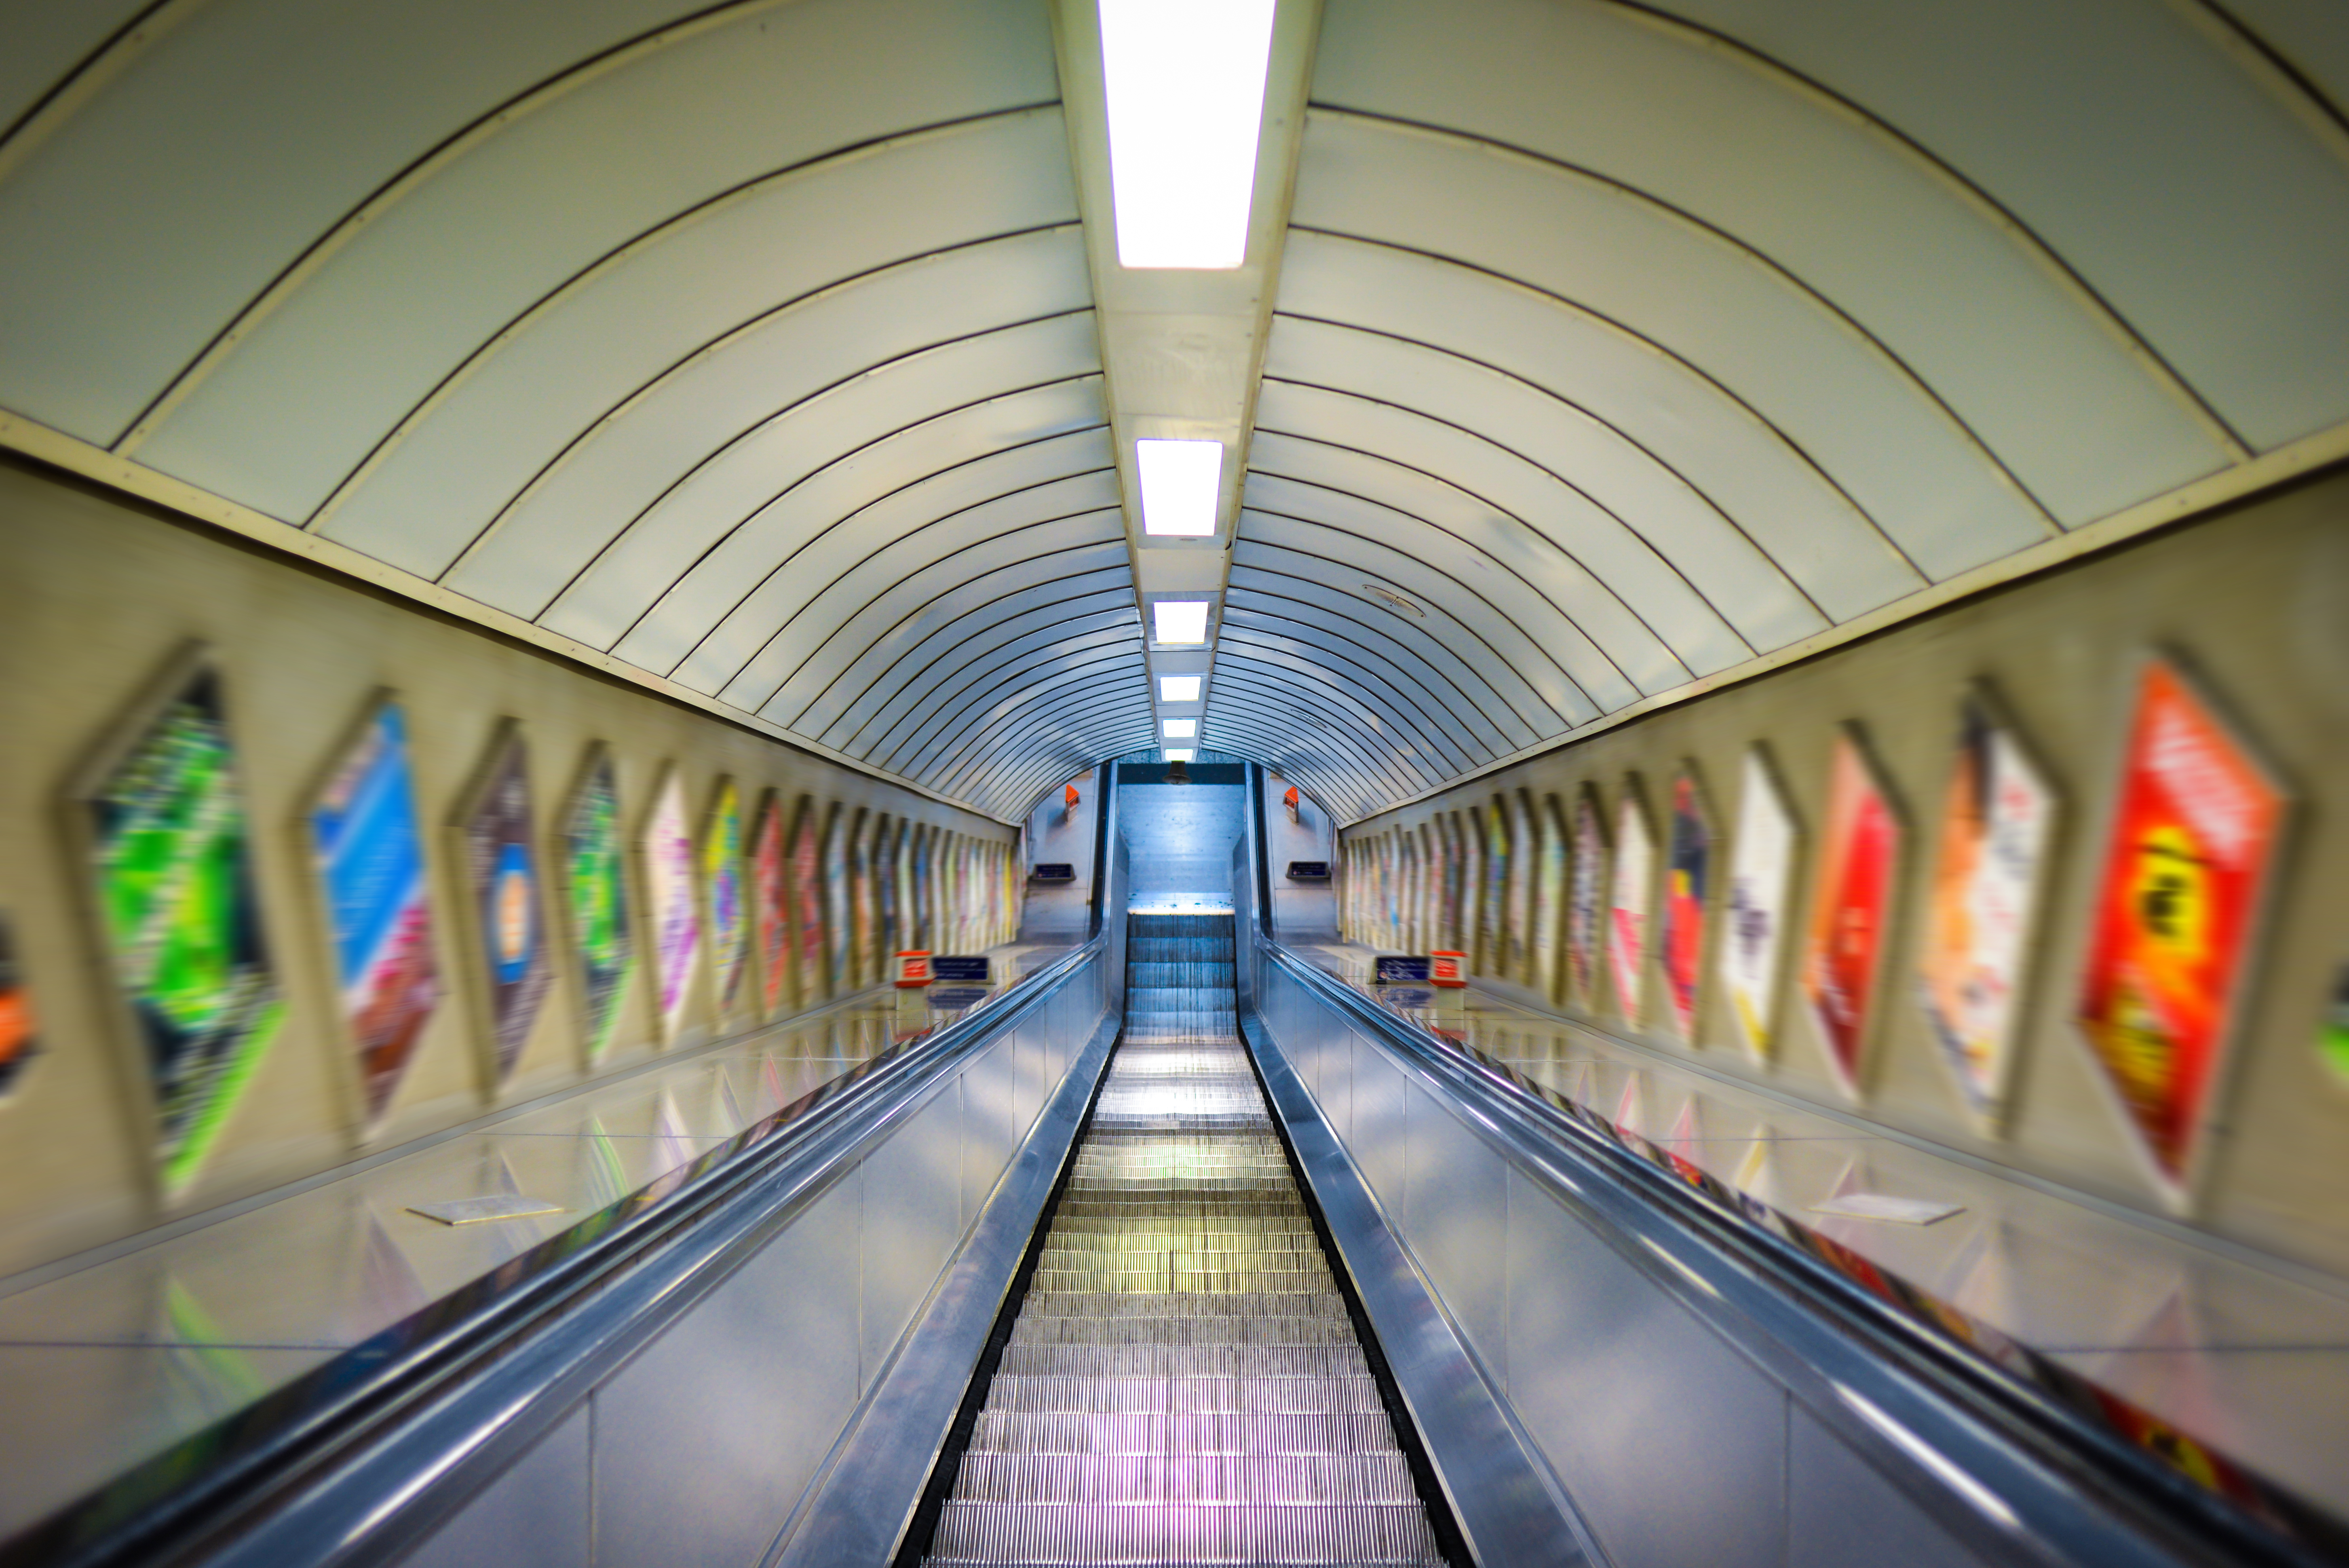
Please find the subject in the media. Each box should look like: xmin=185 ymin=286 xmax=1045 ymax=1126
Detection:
xmin=9 ymin=938 xmax=1106 ymax=1568
xmin=1256 ymin=937 xmax=2342 ymax=1568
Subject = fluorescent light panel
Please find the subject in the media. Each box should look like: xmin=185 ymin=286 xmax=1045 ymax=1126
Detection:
xmin=1136 ymin=439 xmax=1222 ymax=536
xmin=1152 ymin=599 xmax=1211 ymax=644
xmin=1162 ymin=718 xmax=1198 ymax=738
xmin=1159 ymin=674 xmax=1203 ymax=703
xmin=1164 ymin=748 xmax=1196 ymax=763
xmin=1098 ymin=0 xmax=1276 ymax=269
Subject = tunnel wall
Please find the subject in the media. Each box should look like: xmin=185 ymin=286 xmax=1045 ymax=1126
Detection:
xmin=1338 ymin=466 xmax=2349 ymax=1274
xmin=0 ymin=456 xmax=1017 ymax=1279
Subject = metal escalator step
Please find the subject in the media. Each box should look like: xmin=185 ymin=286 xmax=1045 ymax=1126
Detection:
xmin=946 ymin=1452 xmax=1420 ymax=1505
xmin=926 ymin=1498 xmax=1444 ymax=1565
xmin=964 ymin=1411 xmax=1406 ymax=1457
xmin=922 ymin=912 xmax=1446 ymax=1566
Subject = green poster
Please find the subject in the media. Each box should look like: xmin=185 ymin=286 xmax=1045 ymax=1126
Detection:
xmin=563 ymin=747 xmax=635 ymax=1060
xmin=88 ymin=661 xmax=284 ymax=1193
xmin=2323 ymin=964 xmax=2349 ymax=1086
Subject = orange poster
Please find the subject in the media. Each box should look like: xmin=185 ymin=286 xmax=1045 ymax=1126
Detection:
xmin=1802 ymin=732 xmax=1901 ymax=1097
xmin=2078 ymin=659 xmax=2283 ymax=1200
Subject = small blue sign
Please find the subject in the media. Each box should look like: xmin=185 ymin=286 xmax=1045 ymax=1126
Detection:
xmin=932 ymin=954 xmax=991 ymax=983
xmin=1374 ymin=955 xmax=1432 ymax=984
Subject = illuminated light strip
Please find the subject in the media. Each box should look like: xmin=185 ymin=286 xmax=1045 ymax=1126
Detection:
xmin=1098 ymin=0 xmax=1276 ymax=269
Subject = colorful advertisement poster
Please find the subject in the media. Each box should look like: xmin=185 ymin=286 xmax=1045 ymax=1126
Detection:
xmin=1920 ymin=696 xmax=2057 ymax=1129
xmin=2322 ymin=965 xmax=2349 ymax=1087
xmin=789 ymin=798 xmax=826 ymax=1004
xmin=2077 ymin=659 xmax=2284 ymax=1198
xmin=561 ymin=747 xmax=633 ymax=1061
xmin=752 ymin=793 xmax=788 ymax=1019
xmin=1802 ymin=731 xmax=1902 ymax=1097
xmin=0 ymin=915 xmax=33 ymax=1096
xmin=308 ymin=698 xmax=437 ymax=1121
xmin=824 ymin=804 xmax=851 ymax=996
xmin=643 ymin=766 xmax=701 ymax=1040
xmin=1509 ymin=793 xmax=1538 ymax=984
xmin=85 ymin=660 xmax=285 ymax=1192
xmin=1537 ymin=798 xmax=1568 ymax=1005
xmin=1660 ymin=768 xmax=1712 ymax=1042
xmin=702 ymin=780 xmax=748 ymax=1015
xmin=460 ymin=724 xmax=550 ymax=1081
xmin=874 ymin=815 xmax=899 ymax=958
xmin=1481 ymin=802 xmax=1509 ymax=977
xmin=1722 ymin=748 xmax=1797 ymax=1064
xmin=1608 ymin=785 xmax=1654 ymax=1025
xmin=1568 ymin=788 xmax=1606 ymax=1009
xmin=849 ymin=810 xmax=875 ymax=987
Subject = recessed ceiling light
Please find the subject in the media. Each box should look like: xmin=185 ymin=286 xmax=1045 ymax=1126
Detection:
xmin=1098 ymin=0 xmax=1276 ymax=269
xmin=1137 ymin=439 xmax=1222 ymax=536
xmin=1152 ymin=599 xmax=1210 ymax=644
xmin=1159 ymin=674 xmax=1202 ymax=703
xmin=1163 ymin=748 xmax=1196 ymax=763
xmin=1162 ymin=718 xmax=1198 ymax=738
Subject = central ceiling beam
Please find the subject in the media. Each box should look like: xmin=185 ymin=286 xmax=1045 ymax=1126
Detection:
xmin=1049 ymin=0 xmax=1322 ymax=753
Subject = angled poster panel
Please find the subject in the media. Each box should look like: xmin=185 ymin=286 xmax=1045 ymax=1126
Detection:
xmin=2077 ymin=656 xmax=2286 ymax=1207
xmin=75 ymin=646 xmax=284 ymax=1195
xmin=1659 ymin=765 xmax=1714 ymax=1043
xmin=787 ymin=796 xmax=826 ymax=1007
xmin=1918 ymin=688 xmax=2059 ymax=1132
xmin=1722 ymin=746 xmax=1798 ymax=1065
xmin=751 ymin=790 xmax=788 ymax=1021
xmin=1568 ymin=785 xmax=1608 ymax=1011
xmin=559 ymin=745 xmax=634 ymax=1064
xmin=824 ymin=804 xmax=852 ymax=998
xmin=0 ymin=914 xmax=34 ymax=1097
xmin=454 ymin=721 xmax=551 ymax=1085
xmin=1536 ymin=796 xmax=1568 ymax=1006
xmin=1608 ymin=778 xmax=1655 ymax=1027
xmin=1802 ymin=728 xmax=1904 ymax=1098
xmin=641 ymin=764 xmax=702 ymax=1043
xmin=702 ymin=779 xmax=749 ymax=1017
xmin=307 ymin=694 xmax=438 ymax=1124
xmin=1509 ymin=791 xmax=1539 ymax=986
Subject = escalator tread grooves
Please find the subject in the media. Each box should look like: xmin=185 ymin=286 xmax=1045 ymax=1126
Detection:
xmin=906 ymin=913 xmax=1461 ymax=1567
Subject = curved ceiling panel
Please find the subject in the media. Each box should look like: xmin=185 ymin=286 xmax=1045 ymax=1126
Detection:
xmin=6 ymin=0 xmax=2347 ymax=823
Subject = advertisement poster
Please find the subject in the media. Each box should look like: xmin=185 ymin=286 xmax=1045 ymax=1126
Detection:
xmin=2322 ymin=964 xmax=2349 ymax=1087
xmin=1460 ymin=812 xmax=1486 ymax=970
xmin=701 ymin=780 xmax=748 ymax=1015
xmin=1509 ymin=793 xmax=1539 ymax=984
xmin=1659 ymin=768 xmax=1712 ymax=1042
xmin=1802 ymin=731 xmax=1903 ymax=1097
xmin=1920 ymin=696 xmax=2057 ymax=1128
xmin=643 ymin=766 xmax=701 ymax=1041
xmin=823 ymin=804 xmax=851 ymax=997
xmin=752 ymin=792 xmax=788 ymax=1019
xmin=877 ymin=816 xmax=902 ymax=958
xmin=1568 ymin=788 xmax=1607 ymax=1009
xmin=849 ymin=810 xmax=875 ymax=988
xmin=459 ymin=724 xmax=550 ymax=1081
xmin=1608 ymin=785 xmax=1654 ymax=1025
xmin=1482 ymin=802 xmax=1509 ymax=977
xmin=86 ymin=660 xmax=286 ymax=1192
xmin=1722 ymin=748 xmax=1797 ymax=1064
xmin=789 ymin=799 xmax=827 ymax=1004
xmin=561 ymin=747 xmax=634 ymax=1062
xmin=2077 ymin=659 xmax=2284 ymax=1197
xmin=1537 ymin=798 xmax=1568 ymax=1005
xmin=308 ymin=698 xmax=438 ymax=1120
xmin=912 ymin=823 xmax=931 ymax=951
xmin=0 ymin=915 xmax=34 ymax=1096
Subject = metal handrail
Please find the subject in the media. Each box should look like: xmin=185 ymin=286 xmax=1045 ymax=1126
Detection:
xmin=1256 ymin=936 xmax=2343 ymax=1568
xmin=7 ymin=939 xmax=1107 ymax=1568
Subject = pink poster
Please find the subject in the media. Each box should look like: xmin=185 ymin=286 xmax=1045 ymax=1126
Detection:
xmin=1802 ymin=732 xmax=1902 ymax=1096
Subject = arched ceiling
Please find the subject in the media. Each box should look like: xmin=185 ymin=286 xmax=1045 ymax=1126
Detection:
xmin=3 ymin=0 xmax=2346 ymax=823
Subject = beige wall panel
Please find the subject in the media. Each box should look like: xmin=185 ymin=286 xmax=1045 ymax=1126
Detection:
xmin=1351 ymin=467 xmax=2349 ymax=1275
xmin=0 ymin=458 xmax=1009 ymax=1278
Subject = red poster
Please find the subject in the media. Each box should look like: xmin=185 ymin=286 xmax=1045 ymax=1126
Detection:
xmin=1802 ymin=733 xmax=1901 ymax=1096
xmin=2078 ymin=659 xmax=2283 ymax=1199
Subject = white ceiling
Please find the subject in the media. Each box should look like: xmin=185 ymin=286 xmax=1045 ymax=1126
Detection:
xmin=2 ymin=0 xmax=2345 ymax=821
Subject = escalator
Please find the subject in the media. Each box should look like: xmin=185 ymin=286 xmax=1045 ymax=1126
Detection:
xmin=915 ymin=913 xmax=1452 ymax=1566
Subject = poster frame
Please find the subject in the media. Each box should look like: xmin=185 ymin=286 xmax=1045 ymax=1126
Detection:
xmin=638 ymin=761 xmax=703 ymax=1045
xmin=1721 ymin=743 xmax=1801 ymax=1067
xmin=556 ymin=741 xmax=636 ymax=1065
xmin=300 ymin=689 xmax=439 ymax=1129
xmin=1800 ymin=725 xmax=1906 ymax=1102
xmin=450 ymin=718 xmax=552 ymax=1087
xmin=1567 ymin=784 xmax=1609 ymax=1012
xmin=2073 ymin=650 xmax=2291 ymax=1211
xmin=64 ymin=642 xmax=286 ymax=1201
xmin=1916 ymin=684 xmax=2063 ymax=1136
xmin=750 ymin=787 xmax=788 ymax=1021
xmin=1659 ymin=762 xmax=1715 ymax=1045
xmin=701 ymin=777 xmax=749 ymax=1021
xmin=1608 ymin=776 xmax=1655 ymax=1028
